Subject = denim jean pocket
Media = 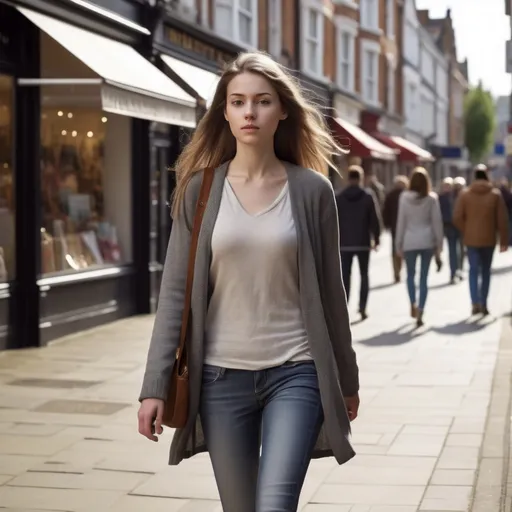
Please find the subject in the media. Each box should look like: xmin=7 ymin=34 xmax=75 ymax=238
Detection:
xmin=202 ymin=365 xmax=223 ymax=385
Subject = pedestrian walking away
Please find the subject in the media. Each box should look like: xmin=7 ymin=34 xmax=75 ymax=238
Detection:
xmin=453 ymin=164 xmax=509 ymax=316
xmin=336 ymin=165 xmax=381 ymax=320
xmin=395 ymin=167 xmax=444 ymax=327
xmin=382 ymin=175 xmax=409 ymax=283
xmin=438 ymin=177 xmax=463 ymax=284
xmin=137 ymin=51 xmax=360 ymax=512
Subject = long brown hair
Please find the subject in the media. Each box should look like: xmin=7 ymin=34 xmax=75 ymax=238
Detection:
xmin=409 ymin=167 xmax=431 ymax=198
xmin=171 ymin=51 xmax=346 ymax=217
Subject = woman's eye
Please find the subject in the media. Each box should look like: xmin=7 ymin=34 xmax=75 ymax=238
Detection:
xmin=232 ymin=100 xmax=243 ymax=106
xmin=260 ymin=100 xmax=271 ymax=105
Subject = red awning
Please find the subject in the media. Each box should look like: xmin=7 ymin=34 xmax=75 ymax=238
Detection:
xmin=331 ymin=118 xmax=397 ymax=161
xmin=372 ymin=133 xmax=435 ymax=163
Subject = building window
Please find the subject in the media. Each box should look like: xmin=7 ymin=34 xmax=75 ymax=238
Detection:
xmin=0 ymin=75 xmax=14 ymax=282
xmin=360 ymin=0 xmax=379 ymax=31
xmin=387 ymin=63 xmax=395 ymax=113
xmin=386 ymin=0 xmax=394 ymax=37
xmin=303 ymin=6 xmax=323 ymax=77
xmin=39 ymin=32 xmax=132 ymax=277
xmin=361 ymin=41 xmax=380 ymax=105
xmin=268 ymin=0 xmax=282 ymax=58
xmin=215 ymin=0 xmax=258 ymax=47
xmin=338 ymin=30 xmax=355 ymax=92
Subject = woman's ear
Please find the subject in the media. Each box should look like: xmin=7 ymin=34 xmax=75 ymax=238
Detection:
xmin=280 ymin=111 xmax=288 ymax=121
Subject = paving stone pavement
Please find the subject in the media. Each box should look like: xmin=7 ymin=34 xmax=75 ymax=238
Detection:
xmin=0 ymin=235 xmax=511 ymax=512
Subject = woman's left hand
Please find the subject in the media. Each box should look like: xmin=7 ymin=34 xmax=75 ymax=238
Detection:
xmin=344 ymin=393 xmax=360 ymax=421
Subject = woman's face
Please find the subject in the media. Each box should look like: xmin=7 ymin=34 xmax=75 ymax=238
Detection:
xmin=224 ymin=72 xmax=287 ymax=148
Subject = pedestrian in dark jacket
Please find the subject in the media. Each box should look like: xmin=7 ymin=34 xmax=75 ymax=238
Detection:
xmin=382 ymin=175 xmax=409 ymax=283
xmin=336 ymin=165 xmax=381 ymax=320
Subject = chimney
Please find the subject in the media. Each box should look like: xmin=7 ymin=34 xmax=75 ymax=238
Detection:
xmin=416 ymin=9 xmax=430 ymax=25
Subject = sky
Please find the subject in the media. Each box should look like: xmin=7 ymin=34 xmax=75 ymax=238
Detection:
xmin=415 ymin=0 xmax=512 ymax=98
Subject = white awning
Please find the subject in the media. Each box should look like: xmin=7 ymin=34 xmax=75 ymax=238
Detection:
xmin=17 ymin=7 xmax=197 ymax=127
xmin=161 ymin=54 xmax=220 ymax=108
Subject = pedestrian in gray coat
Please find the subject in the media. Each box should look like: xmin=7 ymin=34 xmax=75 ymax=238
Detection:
xmin=137 ymin=51 xmax=360 ymax=512
xmin=395 ymin=167 xmax=444 ymax=327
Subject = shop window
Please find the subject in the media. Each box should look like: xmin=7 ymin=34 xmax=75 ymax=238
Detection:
xmin=38 ymin=31 xmax=132 ymax=276
xmin=0 ymin=75 xmax=14 ymax=283
xmin=40 ymin=103 xmax=132 ymax=276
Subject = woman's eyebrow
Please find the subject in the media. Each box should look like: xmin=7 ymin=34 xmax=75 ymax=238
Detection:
xmin=228 ymin=92 xmax=273 ymax=97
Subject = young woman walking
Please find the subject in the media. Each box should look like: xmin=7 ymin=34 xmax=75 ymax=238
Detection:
xmin=395 ymin=167 xmax=443 ymax=327
xmin=137 ymin=51 xmax=360 ymax=512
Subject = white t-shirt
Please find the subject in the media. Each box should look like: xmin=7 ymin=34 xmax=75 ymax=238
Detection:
xmin=204 ymin=179 xmax=311 ymax=370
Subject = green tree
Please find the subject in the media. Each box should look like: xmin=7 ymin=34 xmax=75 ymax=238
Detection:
xmin=464 ymin=84 xmax=496 ymax=163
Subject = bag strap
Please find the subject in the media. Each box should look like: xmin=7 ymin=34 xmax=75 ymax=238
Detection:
xmin=176 ymin=167 xmax=215 ymax=370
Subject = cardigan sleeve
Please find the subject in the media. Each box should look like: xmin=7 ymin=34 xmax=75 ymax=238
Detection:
xmin=319 ymin=186 xmax=360 ymax=397
xmin=138 ymin=174 xmax=200 ymax=402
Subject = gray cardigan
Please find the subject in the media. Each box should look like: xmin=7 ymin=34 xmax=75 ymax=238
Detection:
xmin=139 ymin=161 xmax=359 ymax=466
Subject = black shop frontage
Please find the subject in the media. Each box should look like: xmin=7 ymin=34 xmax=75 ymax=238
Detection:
xmin=0 ymin=0 xmax=222 ymax=351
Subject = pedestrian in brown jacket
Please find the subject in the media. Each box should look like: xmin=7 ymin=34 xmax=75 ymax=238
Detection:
xmin=453 ymin=164 xmax=509 ymax=316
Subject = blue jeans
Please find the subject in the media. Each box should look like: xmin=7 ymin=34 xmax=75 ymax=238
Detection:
xmin=404 ymin=249 xmax=434 ymax=311
xmin=466 ymin=246 xmax=495 ymax=307
xmin=341 ymin=250 xmax=370 ymax=311
xmin=199 ymin=361 xmax=323 ymax=512
xmin=445 ymin=225 xmax=461 ymax=279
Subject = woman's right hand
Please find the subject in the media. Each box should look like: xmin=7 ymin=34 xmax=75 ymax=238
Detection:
xmin=138 ymin=398 xmax=165 ymax=442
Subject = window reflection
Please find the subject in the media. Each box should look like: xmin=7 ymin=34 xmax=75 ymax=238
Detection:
xmin=0 ymin=75 xmax=14 ymax=282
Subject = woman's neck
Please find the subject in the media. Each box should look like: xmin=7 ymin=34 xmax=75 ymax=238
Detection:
xmin=228 ymin=146 xmax=283 ymax=181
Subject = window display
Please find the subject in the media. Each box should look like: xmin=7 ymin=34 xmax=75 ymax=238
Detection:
xmin=40 ymin=106 xmax=132 ymax=275
xmin=0 ymin=75 xmax=14 ymax=282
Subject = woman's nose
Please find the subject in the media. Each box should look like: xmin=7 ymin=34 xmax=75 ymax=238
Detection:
xmin=244 ymin=104 xmax=256 ymax=119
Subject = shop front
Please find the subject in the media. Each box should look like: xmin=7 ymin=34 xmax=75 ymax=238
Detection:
xmin=361 ymin=111 xmax=434 ymax=182
xmin=431 ymin=145 xmax=471 ymax=180
xmin=0 ymin=2 xmax=197 ymax=350
xmin=331 ymin=116 xmax=397 ymax=190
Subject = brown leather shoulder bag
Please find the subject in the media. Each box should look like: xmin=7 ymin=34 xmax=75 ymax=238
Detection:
xmin=162 ymin=167 xmax=215 ymax=428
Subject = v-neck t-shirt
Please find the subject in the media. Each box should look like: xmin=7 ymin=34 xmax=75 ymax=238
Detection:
xmin=204 ymin=178 xmax=311 ymax=370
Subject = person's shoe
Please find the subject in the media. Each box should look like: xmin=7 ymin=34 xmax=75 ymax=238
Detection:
xmin=394 ymin=275 xmax=400 ymax=284
xmin=416 ymin=310 xmax=424 ymax=327
xmin=481 ymin=306 xmax=490 ymax=316
xmin=450 ymin=277 xmax=456 ymax=285
xmin=359 ymin=309 xmax=368 ymax=321
xmin=411 ymin=304 xmax=418 ymax=318
xmin=472 ymin=304 xmax=481 ymax=315
xmin=435 ymin=256 xmax=443 ymax=273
